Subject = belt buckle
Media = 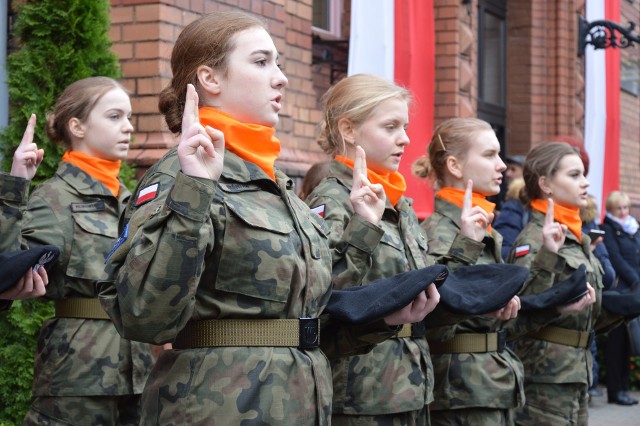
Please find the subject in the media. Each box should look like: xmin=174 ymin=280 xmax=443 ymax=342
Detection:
xmin=411 ymin=321 xmax=426 ymax=338
xmin=299 ymin=318 xmax=320 ymax=349
xmin=497 ymin=329 xmax=507 ymax=352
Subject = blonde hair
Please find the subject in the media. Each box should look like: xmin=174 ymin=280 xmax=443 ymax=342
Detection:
xmin=506 ymin=178 xmax=525 ymax=201
xmin=605 ymin=190 xmax=630 ymax=213
xmin=520 ymin=142 xmax=580 ymax=205
xmin=318 ymin=74 xmax=411 ymax=157
xmin=158 ymin=11 xmax=267 ymax=134
xmin=580 ymin=195 xmax=599 ymax=223
xmin=411 ymin=117 xmax=493 ymax=188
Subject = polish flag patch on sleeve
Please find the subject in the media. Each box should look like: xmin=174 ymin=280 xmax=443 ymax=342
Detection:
xmin=135 ymin=183 xmax=159 ymax=206
xmin=514 ymin=244 xmax=530 ymax=258
xmin=310 ymin=204 xmax=325 ymax=218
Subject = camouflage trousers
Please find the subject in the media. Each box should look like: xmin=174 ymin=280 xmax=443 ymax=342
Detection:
xmin=514 ymin=382 xmax=588 ymax=426
xmin=430 ymin=407 xmax=512 ymax=426
xmin=23 ymin=395 xmax=141 ymax=426
xmin=332 ymin=406 xmax=429 ymax=426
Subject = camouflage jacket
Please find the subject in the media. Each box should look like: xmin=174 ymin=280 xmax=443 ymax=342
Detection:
xmin=100 ymin=149 xmax=398 ymax=425
xmin=305 ymin=160 xmax=433 ymax=415
xmin=507 ymin=209 xmax=621 ymax=386
xmin=420 ymin=197 xmax=525 ymax=411
xmin=0 ymin=163 xmax=153 ymax=396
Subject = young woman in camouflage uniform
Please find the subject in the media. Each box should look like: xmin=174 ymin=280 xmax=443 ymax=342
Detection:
xmin=507 ymin=142 xmax=620 ymax=425
xmin=412 ymin=117 xmax=535 ymax=425
xmin=0 ymin=77 xmax=154 ymax=425
xmin=99 ymin=12 xmax=435 ymax=425
xmin=305 ymin=74 xmax=441 ymax=425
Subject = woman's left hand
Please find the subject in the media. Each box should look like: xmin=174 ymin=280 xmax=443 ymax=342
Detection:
xmin=349 ymin=146 xmax=385 ymax=225
xmin=486 ymin=295 xmax=520 ymax=320
xmin=384 ymin=283 xmax=441 ymax=326
xmin=0 ymin=266 xmax=49 ymax=300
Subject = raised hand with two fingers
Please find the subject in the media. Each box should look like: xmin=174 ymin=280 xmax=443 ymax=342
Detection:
xmin=460 ymin=179 xmax=493 ymax=242
xmin=11 ymin=114 xmax=44 ymax=180
xmin=177 ymin=84 xmax=225 ymax=181
xmin=542 ymin=199 xmax=567 ymax=253
xmin=349 ymin=146 xmax=386 ymax=225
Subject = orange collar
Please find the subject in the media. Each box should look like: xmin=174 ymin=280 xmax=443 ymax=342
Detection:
xmin=62 ymin=151 xmax=121 ymax=196
xmin=436 ymin=187 xmax=495 ymax=232
xmin=334 ymin=155 xmax=407 ymax=206
xmin=531 ymin=199 xmax=582 ymax=242
xmin=199 ymin=107 xmax=280 ymax=180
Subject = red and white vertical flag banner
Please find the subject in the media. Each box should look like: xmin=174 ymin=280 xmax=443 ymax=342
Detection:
xmin=584 ymin=0 xmax=620 ymax=218
xmin=348 ymin=0 xmax=435 ymax=218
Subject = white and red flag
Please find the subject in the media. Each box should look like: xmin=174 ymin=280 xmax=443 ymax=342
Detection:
xmin=584 ymin=0 xmax=620 ymax=218
xmin=348 ymin=0 xmax=435 ymax=218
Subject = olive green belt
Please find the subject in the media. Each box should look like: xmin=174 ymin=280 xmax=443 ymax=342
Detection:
xmin=173 ymin=318 xmax=320 ymax=349
xmin=529 ymin=326 xmax=592 ymax=348
xmin=55 ymin=298 xmax=110 ymax=320
xmin=397 ymin=324 xmax=412 ymax=338
xmin=428 ymin=331 xmax=506 ymax=354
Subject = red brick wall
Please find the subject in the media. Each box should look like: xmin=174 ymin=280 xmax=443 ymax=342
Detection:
xmin=506 ymin=0 xmax=585 ymax=155
xmin=109 ymin=0 xmax=325 ymax=179
xmin=619 ymin=0 xmax=640 ymax=214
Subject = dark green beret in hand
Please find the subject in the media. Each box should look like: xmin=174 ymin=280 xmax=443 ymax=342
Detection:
xmin=437 ymin=263 xmax=528 ymax=315
xmin=0 ymin=245 xmax=60 ymax=293
xmin=325 ymin=264 xmax=449 ymax=324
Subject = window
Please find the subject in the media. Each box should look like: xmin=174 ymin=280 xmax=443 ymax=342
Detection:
xmin=313 ymin=0 xmax=343 ymax=39
xmin=477 ymin=0 xmax=507 ymax=140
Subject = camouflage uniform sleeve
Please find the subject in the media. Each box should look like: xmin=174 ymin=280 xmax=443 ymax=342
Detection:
xmin=306 ymin=191 xmax=384 ymax=289
xmin=0 ymin=173 xmax=67 ymax=256
xmin=0 ymin=173 xmax=30 ymax=252
xmin=422 ymin=215 xmax=485 ymax=269
xmin=101 ymin=171 xmax=216 ymax=344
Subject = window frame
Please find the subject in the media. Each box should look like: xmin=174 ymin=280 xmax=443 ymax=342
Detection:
xmin=312 ymin=0 xmax=344 ymax=40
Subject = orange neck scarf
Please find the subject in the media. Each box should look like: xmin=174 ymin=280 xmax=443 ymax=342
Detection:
xmin=531 ymin=198 xmax=583 ymax=242
xmin=62 ymin=151 xmax=121 ymax=196
xmin=436 ymin=187 xmax=496 ymax=232
xmin=199 ymin=107 xmax=280 ymax=180
xmin=335 ymin=155 xmax=407 ymax=206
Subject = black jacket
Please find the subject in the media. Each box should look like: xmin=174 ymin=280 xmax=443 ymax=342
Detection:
xmin=602 ymin=216 xmax=640 ymax=290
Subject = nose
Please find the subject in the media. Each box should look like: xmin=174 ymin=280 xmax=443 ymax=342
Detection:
xmin=273 ymin=67 xmax=288 ymax=89
xmin=124 ymin=117 xmax=134 ymax=133
xmin=497 ymin=158 xmax=507 ymax=172
xmin=398 ymin=129 xmax=410 ymax=146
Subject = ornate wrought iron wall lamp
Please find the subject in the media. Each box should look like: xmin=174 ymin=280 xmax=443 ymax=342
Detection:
xmin=578 ymin=15 xmax=640 ymax=56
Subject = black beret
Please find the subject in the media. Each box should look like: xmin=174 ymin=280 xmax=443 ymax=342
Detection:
xmin=602 ymin=288 xmax=640 ymax=318
xmin=519 ymin=265 xmax=587 ymax=312
xmin=325 ymin=264 xmax=449 ymax=324
xmin=0 ymin=246 xmax=60 ymax=293
xmin=438 ymin=263 xmax=528 ymax=315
